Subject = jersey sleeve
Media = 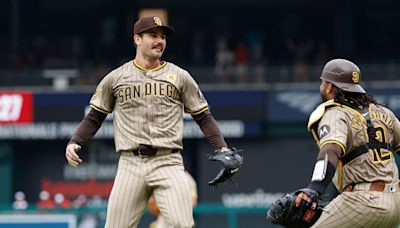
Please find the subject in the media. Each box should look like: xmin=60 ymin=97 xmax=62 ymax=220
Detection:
xmin=180 ymin=70 xmax=208 ymax=114
xmin=89 ymin=71 xmax=115 ymax=114
xmin=392 ymin=115 xmax=400 ymax=153
xmin=318 ymin=109 xmax=348 ymax=153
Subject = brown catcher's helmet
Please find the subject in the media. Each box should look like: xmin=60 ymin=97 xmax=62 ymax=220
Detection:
xmin=320 ymin=59 xmax=366 ymax=93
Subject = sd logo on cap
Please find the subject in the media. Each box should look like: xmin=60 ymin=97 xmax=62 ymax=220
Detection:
xmin=134 ymin=16 xmax=175 ymax=36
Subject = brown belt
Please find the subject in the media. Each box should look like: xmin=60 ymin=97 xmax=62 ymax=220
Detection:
xmin=344 ymin=181 xmax=400 ymax=192
xmin=131 ymin=148 xmax=180 ymax=157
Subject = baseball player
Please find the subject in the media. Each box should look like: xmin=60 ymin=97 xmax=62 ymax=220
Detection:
xmin=295 ymin=59 xmax=400 ymax=227
xmin=65 ymin=16 xmax=240 ymax=228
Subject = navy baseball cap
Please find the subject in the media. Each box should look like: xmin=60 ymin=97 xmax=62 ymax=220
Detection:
xmin=134 ymin=16 xmax=174 ymax=36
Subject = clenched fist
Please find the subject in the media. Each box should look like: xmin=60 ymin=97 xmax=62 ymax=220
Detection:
xmin=65 ymin=143 xmax=82 ymax=167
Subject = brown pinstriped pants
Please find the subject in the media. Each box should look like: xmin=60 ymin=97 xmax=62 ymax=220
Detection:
xmin=105 ymin=151 xmax=194 ymax=228
xmin=312 ymin=190 xmax=400 ymax=228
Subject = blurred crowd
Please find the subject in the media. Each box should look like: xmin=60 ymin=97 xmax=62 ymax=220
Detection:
xmin=1 ymin=29 xmax=331 ymax=85
xmin=2 ymin=1 xmax=400 ymax=85
xmin=12 ymin=190 xmax=107 ymax=228
xmin=1 ymin=10 xmax=334 ymax=85
xmin=11 ymin=171 xmax=198 ymax=228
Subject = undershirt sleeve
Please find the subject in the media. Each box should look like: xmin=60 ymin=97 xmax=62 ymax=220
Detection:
xmin=192 ymin=110 xmax=227 ymax=149
xmin=68 ymin=108 xmax=107 ymax=146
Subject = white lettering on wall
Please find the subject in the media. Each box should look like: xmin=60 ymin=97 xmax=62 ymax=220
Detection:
xmin=0 ymin=94 xmax=23 ymax=121
xmin=222 ymin=189 xmax=283 ymax=208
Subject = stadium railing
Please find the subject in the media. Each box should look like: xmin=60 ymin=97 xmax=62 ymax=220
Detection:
xmin=1 ymin=62 xmax=400 ymax=90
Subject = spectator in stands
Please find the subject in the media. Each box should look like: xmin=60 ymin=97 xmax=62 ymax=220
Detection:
xmin=12 ymin=191 xmax=28 ymax=210
xmin=285 ymin=36 xmax=314 ymax=62
xmin=72 ymin=194 xmax=88 ymax=208
xmin=314 ymin=41 xmax=330 ymax=66
xmin=282 ymin=13 xmax=315 ymax=82
xmin=54 ymin=193 xmax=71 ymax=208
xmin=292 ymin=59 xmax=310 ymax=82
xmin=251 ymin=42 xmax=267 ymax=83
xmin=214 ymin=40 xmax=234 ymax=83
xmin=87 ymin=195 xmax=107 ymax=208
xmin=37 ymin=190 xmax=55 ymax=209
xmin=234 ymin=41 xmax=250 ymax=83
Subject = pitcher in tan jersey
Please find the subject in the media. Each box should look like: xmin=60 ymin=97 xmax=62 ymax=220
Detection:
xmin=295 ymin=59 xmax=400 ymax=228
xmin=65 ymin=16 xmax=238 ymax=228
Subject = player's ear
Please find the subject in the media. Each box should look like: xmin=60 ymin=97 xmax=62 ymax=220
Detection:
xmin=326 ymin=82 xmax=334 ymax=93
xmin=133 ymin=34 xmax=141 ymax=47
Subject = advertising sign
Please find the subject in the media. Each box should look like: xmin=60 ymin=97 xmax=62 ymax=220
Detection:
xmin=0 ymin=214 xmax=76 ymax=228
xmin=0 ymin=91 xmax=33 ymax=124
xmin=268 ymin=88 xmax=400 ymax=122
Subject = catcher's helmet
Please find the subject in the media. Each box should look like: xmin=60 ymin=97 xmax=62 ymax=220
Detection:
xmin=320 ymin=59 xmax=366 ymax=93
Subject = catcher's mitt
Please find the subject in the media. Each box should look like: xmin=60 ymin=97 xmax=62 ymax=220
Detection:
xmin=266 ymin=188 xmax=323 ymax=228
xmin=207 ymin=147 xmax=243 ymax=186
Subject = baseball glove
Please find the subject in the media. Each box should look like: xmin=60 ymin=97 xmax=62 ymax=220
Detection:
xmin=266 ymin=188 xmax=323 ymax=228
xmin=207 ymin=147 xmax=243 ymax=186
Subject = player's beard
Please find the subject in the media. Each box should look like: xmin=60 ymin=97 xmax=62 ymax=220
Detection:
xmin=141 ymin=44 xmax=164 ymax=62
xmin=320 ymin=90 xmax=329 ymax=102
xmin=149 ymin=43 xmax=164 ymax=60
xmin=150 ymin=47 xmax=163 ymax=60
xmin=142 ymin=50 xmax=161 ymax=62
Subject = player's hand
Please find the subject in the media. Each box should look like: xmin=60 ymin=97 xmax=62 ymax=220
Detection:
xmin=295 ymin=191 xmax=311 ymax=207
xmin=65 ymin=143 xmax=82 ymax=167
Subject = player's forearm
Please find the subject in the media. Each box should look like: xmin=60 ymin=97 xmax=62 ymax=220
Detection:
xmin=308 ymin=143 xmax=342 ymax=194
xmin=192 ymin=111 xmax=227 ymax=149
xmin=69 ymin=108 xmax=107 ymax=146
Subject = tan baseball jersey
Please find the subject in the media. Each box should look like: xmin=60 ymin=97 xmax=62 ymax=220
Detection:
xmin=100 ymin=60 xmax=204 ymax=228
xmin=90 ymin=60 xmax=208 ymax=151
xmin=308 ymin=99 xmax=400 ymax=191
xmin=308 ymin=99 xmax=400 ymax=228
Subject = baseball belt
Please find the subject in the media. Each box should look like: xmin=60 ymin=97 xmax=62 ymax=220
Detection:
xmin=344 ymin=181 xmax=400 ymax=193
xmin=131 ymin=147 xmax=180 ymax=157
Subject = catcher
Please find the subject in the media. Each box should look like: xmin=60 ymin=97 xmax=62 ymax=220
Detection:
xmin=267 ymin=58 xmax=400 ymax=227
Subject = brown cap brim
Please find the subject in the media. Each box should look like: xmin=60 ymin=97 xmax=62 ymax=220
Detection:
xmin=322 ymin=77 xmax=366 ymax=93
xmin=135 ymin=25 xmax=175 ymax=36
